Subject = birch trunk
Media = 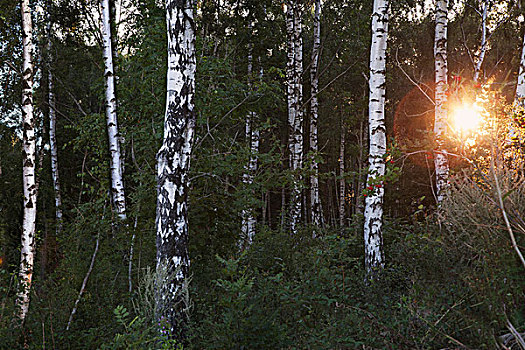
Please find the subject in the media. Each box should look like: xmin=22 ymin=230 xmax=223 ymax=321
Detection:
xmin=155 ymin=0 xmax=196 ymax=339
xmin=101 ymin=0 xmax=126 ymax=220
xmin=310 ymin=0 xmax=322 ymax=229
xmin=285 ymin=0 xmax=303 ymax=234
xmin=48 ymin=25 xmax=63 ymax=236
xmin=434 ymin=0 xmax=450 ymax=204
xmin=339 ymin=122 xmax=345 ymax=227
xmin=240 ymin=29 xmax=259 ymax=248
xmin=16 ymin=0 xmax=38 ymax=325
xmin=473 ymin=0 xmax=488 ymax=83
xmin=515 ymin=30 xmax=525 ymax=104
xmin=364 ymin=0 xmax=388 ymax=273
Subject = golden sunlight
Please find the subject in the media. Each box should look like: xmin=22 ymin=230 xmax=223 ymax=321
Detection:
xmin=450 ymin=103 xmax=483 ymax=133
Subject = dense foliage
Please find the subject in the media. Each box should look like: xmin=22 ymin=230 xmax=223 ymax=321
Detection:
xmin=1 ymin=0 xmax=525 ymax=348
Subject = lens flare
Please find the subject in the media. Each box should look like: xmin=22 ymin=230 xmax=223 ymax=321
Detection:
xmin=450 ymin=103 xmax=483 ymax=133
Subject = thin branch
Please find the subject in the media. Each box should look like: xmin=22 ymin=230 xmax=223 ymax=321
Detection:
xmin=395 ymin=48 xmax=435 ymax=106
xmin=66 ymin=232 xmax=100 ymax=331
xmin=490 ymin=145 xmax=525 ymax=270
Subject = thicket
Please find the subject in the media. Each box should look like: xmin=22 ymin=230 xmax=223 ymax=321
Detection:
xmin=1 ymin=0 xmax=525 ymax=348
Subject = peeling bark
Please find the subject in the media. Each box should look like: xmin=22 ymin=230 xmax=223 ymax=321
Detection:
xmin=16 ymin=0 xmax=38 ymax=326
xmin=364 ymin=0 xmax=388 ymax=274
xmin=101 ymin=0 xmax=126 ymax=221
xmin=434 ymin=0 xmax=450 ymax=204
xmin=155 ymin=0 xmax=196 ymax=340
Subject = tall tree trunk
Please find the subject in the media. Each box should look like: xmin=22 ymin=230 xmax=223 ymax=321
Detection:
xmin=434 ymin=0 xmax=450 ymax=204
xmin=339 ymin=121 xmax=345 ymax=227
xmin=16 ymin=0 xmax=38 ymax=325
xmin=364 ymin=0 xmax=388 ymax=274
xmin=309 ymin=0 xmax=322 ymax=229
xmin=515 ymin=29 xmax=525 ymax=104
xmin=473 ymin=0 xmax=488 ymax=83
xmin=48 ymin=21 xmax=63 ymax=236
xmin=101 ymin=0 xmax=126 ymax=220
xmin=240 ymin=25 xmax=259 ymax=248
xmin=155 ymin=0 xmax=196 ymax=340
xmin=285 ymin=0 xmax=303 ymax=234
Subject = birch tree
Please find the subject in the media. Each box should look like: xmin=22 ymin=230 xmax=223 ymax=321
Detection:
xmin=285 ymin=0 xmax=303 ymax=234
xmin=101 ymin=0 xmax=126 ymax=220
xmin=473 ymin=0 xmax=488 ymax=83
xmin=310 ymin=0 xmax=322 ymax=228
xmin=363 ymin=0 xmax=388 ymax=273
xmin=240 ymin=23 xmax=259 ymax=248
xmin=434 ymin=0 xmax=450 ymax=204
xmin=515 ymin=30 xmax=525 ymax=104
xmin=155 ymin=0 xmax=196 ymax=339
xmin=16 ymin=0 xmax=38 ymax=325
xmin=48 ymin=12 xmax=62 ymax=235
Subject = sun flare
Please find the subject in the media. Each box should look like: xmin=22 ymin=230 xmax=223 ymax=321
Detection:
xmin=450 ymin=103 xmax=483 ymax=133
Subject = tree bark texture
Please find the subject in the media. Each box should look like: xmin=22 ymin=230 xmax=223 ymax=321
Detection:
xmin=285 ymin=0 xmax=303 ymax=235
xmin=240 ymin=26 xmax=259 ymax=248
xmin=48 ymin=23 xmax=63 ymax=236
xmin=16 ymin=0 xmax=37 ymax=326
xmin=433 ymin=0 xmax=450 ymax=204
xmin=309 ymin=0 xmax=322 ymax=229
xmin=473 ymin=0 xmax=488 ymax=83
xmin=101 ymin=0 xmax=126 ymax=220
xmin=363 ymin=0 xmax=388 ymax=274
xmin=155 ymin=0 xmax=196 ymax=340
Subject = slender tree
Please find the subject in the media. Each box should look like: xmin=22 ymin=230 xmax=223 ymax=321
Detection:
xmin=48 ymin=10 xmax=62 ymax=235
xmin=434 ymin=0 xmax=450 ymax=204
xmin=309 ymin=0 xmax=322 ymax=229
xmin=285 ymin=0 xmax=304 ymax=234
xmin=101 ymin=0 xmax=126 ymax=220
xmin=473 ymin=0 xmax=488 ymax=83
xmin=16 ymin=0 xmax=38 ymax=325
xmin=516 ymin=29 xmax=525 ymax=104
xmin=240 ymin=23 xmax=259 ymax=248
xmin=155 ymin=0 xmax=196 ymax=339
xmin=339 ymin=121 xmax=345 ymax=227
xmin=363 ymin=0 xmax=388 ymax=273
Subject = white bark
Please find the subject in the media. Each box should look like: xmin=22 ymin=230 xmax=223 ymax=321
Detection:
xmin=155 ymin=0 xmax=196 ymax=339
xmin=473 ymin=0 xmax=488 ymax=83
xmin=101 ymin=0 xmax=126 ymax=220
xmin=16 ymin=0 xmax=38 ymax=325
xmin=364 ymin=0 xmax=388 ymax=273
xmin=310 ymin=0 xmax=322 ymax=229
xmin=48 ymin=24 xmax=63 ymax=236
xmin=434 ymin=0 xmax=450 ymax=204
xmin=515 ymin=30 xmax=525 ymax=104
xmin=285 ymin=0 xmax=303 ymax=234
xmin=240 ymin=26 xmax=259 ymax=248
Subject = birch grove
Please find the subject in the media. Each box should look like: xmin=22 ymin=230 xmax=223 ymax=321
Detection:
xmin=16 ymin=0 xmax=38 ymax=325
xmin=155 ymin=0 xmax=196 ymax=339
xmin=101 ymin=0 xmax=126 ymax=220
xmin=309 ymin=0 xmax=322 ymax=228
xmin=434 ymin=0 xmax=450 ymax=204
xmin=363 ymin=0 xmax=388 ymax=273
xmin=285 ymin=0 xmax=304 ymax=234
